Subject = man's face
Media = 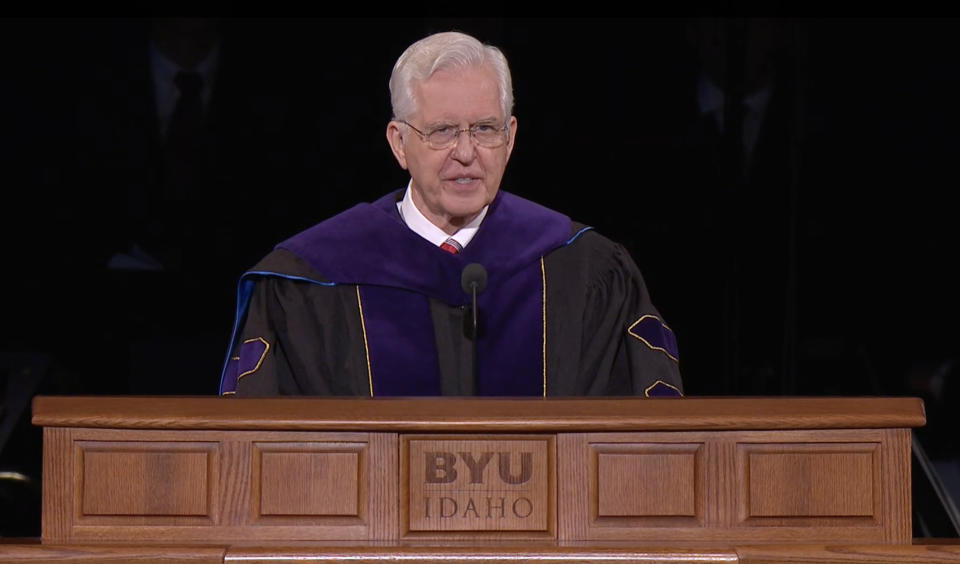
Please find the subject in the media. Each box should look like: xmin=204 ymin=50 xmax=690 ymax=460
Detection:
xmin=387 ymin=64 xmax=517 ymax=234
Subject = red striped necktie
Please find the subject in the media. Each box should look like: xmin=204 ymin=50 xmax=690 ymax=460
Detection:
xmin=439 ymin=237 xmax=462 ymax=254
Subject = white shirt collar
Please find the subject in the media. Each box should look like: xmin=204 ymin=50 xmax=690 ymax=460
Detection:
xmin=396 ymin=181 xmax=487 ymax=249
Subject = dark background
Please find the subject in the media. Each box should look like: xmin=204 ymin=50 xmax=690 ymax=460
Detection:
xmin=1 ymin=17 xmax=957 ymax=536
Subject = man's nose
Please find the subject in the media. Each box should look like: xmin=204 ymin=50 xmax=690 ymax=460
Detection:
xmin=450 ymin=129 xmax=477 ymax=162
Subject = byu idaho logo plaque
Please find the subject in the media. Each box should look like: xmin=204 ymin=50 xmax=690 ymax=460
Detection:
xmin=404 ymin=436 xmax=553 ymax=533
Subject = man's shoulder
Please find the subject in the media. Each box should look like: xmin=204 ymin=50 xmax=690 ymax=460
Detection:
xmin=564 ymin=222 xmax=623 ymax=255
xmin=280 ymin=190 xmax=401 ymax=250
xmin=497 ymin=190 xmax=570 ymax=225
xmin=546 ymin=222 xmax=639 ymax=281
xmin=249 ymin=190 xmax=404 ymax=281
xmin=495 ymin=192 xmax=612 ymax=254
xmin=248 ymin=248 xmax=327 ymax=282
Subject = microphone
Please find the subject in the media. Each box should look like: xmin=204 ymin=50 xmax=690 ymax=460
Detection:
xmin=461 ymin=263 xmax=487 ymax=395
xmin=461 ymin=263 xmax=488 ymax=339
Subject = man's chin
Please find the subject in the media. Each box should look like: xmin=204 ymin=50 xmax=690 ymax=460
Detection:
xmin=443 ymin=193 xmax=489 ymax=216
xmin=440 ymin=202 xmax=486 ymax=228
xmin=447 ymin=209 xmax=482 ymax=225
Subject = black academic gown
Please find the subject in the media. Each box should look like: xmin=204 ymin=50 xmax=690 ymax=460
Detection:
xmin=219 ymin=190 xmax=683 ymax=398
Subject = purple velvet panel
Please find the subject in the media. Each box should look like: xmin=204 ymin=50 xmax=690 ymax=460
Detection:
xmin=221 ymin=338 xmax=268 ymax=394
xmin=360 ymin=286 xmax=442 ymax=396
xmin=476 ymin=265 xmax=544 ymax=395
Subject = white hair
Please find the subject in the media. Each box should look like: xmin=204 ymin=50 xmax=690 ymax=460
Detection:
xmin=389 ymin=31 xmax=514 ymax=123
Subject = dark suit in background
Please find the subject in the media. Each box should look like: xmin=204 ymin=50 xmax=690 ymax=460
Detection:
xmin=9 ymin=19 xmax=340 ymax=395
xmin=607 ymin=19 xmax=802 ymax=396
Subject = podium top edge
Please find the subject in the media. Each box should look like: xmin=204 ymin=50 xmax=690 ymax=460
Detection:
xmin=30 ymin=396 xmax=926 ymax=431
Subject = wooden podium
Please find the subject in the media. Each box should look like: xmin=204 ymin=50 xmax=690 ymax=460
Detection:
xmin=4 ymin=396 xmax=960 ymax=563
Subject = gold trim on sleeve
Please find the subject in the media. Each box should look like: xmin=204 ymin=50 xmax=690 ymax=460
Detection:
xmin=541 ymin=257 xmax=547 ymax=397
xmin=237 ymin=337 xmax=271 ymax=381
xmin=356 ymin=286 xmax=374 ymax=397
xmin=627 ymin=315 xmax=679 ymax=363
xmin=644 ymin=379 xmax=684 ymax=397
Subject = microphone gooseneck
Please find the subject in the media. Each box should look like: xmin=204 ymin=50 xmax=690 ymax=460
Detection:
xmin=461 ymin=262 xmax=488 ymax=340
xmin=461 ymin=263 xmax=488 ymax=395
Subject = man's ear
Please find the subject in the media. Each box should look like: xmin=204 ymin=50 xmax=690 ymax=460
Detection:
xmin=386 ymin=121 xmax=408 ymax=170
xmin=505 ymin=115 xmax=518 ymax=162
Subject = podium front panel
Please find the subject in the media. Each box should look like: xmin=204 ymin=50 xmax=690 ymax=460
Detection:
xmin=43 ymin=428 xmax=399 ymax=543
xmin=558 ymin=429 xmax=911 ymax=544
xmin=35 ymin=397 xmax=921 ymax=547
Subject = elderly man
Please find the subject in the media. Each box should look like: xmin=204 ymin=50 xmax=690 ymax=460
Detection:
xmin=219 ymin=31 xmax=682 ymax=397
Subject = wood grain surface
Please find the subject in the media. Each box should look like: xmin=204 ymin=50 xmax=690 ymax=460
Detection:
xmin=32 ymin=396 xmax=926 ymax=432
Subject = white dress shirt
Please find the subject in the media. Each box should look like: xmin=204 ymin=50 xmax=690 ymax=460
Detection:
xmin=396 ymin=182 xmax=487 ymax=250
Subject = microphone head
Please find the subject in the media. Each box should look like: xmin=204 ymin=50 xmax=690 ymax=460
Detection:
xmin=461 ymin=263 xmax=488 ymax=294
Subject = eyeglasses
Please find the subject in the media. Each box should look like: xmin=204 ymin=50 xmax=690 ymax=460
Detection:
xmin=402 ymin=120 xmax=509 ymax=150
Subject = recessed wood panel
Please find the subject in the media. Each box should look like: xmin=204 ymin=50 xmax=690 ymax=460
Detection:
xmin=259 ymin=451 xmax=359 ymax=516
xmin=80 ymin=445 xmax=214 ymax=517
xmin=739 ymin=443 xmax=878 ymax=520
xmin=252 ymin=442 xmax=367 ymax=524
xmin=596 ymin=450 xmax=697 ymax=517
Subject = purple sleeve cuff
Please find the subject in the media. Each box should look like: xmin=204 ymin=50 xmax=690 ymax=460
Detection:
xmin=220 ymin=337 xmax=270 ymax=395
xmin=628 ymin=315 xmax=679 ymax=362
